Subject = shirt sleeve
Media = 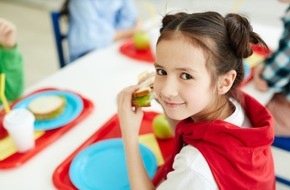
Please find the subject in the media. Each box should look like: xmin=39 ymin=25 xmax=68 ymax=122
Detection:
xmin=156 ymin=145 xmax=218 ymax=190
xmin=0 ymin=45 xmax=24 ymax=101
xmin=262 ymin=21 xmax=290 ymax=94
xmin=115 ymin=0 xmax=138 ymax=29
xmin=68 ymin=0 xmax=116 ymax=59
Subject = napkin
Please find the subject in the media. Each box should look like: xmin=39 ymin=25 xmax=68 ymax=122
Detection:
xmin=139 ymin=133 xmax=164 ymax=166
xmin=0 ymin=131 xmax=45 ymax=160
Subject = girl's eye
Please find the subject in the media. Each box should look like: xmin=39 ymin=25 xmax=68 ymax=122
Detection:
xmin=156 ymin=69 xmax=167 ymax=76
xmin=180 ymin=73 xmax=193 ymax=80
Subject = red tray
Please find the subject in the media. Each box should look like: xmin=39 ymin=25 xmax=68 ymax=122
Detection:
xmin=53 ymin=111 xmax=174 ymax=190
xmin=119 ymin=38 xmax=155 ymax=63
xmin=251 ymin=44 xmax=271 ymax=57
xmin=0 ymin=87 xmax=94 ymax=169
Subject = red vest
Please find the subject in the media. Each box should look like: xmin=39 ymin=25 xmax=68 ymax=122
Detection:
xmin=153 ymin=93 xmax=275 ymax=190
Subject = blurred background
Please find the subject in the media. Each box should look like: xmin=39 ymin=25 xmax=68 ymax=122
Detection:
xmin=0 ymin=0 xmax=288 ymax=88
xmin=0 ymin=0 xmax=290 ymax=189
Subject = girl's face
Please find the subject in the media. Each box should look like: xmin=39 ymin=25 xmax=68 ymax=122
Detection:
xmin=154 ymin=38 xmax=215 ymax=121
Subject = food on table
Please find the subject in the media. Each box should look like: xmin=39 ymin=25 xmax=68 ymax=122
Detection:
xmin=133 ymin=30 xmax=150 ymax=50
xmin=28 ymin=95 xmax=66 ymax=120
xmin=132 ymin=71 xmax=154 ymax=107
xmin=152 ymin=114 xmax=174 ymax=139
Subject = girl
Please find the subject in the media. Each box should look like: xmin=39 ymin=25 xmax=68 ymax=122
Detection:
xmin=117 ymin=11 xmax=275 ymax=190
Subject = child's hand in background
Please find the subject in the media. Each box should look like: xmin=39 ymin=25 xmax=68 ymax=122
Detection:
xmin=0 ymin=18 xmax=16 ymax=48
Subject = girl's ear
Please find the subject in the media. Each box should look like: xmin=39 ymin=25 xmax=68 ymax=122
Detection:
xmin=217 ymin=70 xmax=237 ymax=95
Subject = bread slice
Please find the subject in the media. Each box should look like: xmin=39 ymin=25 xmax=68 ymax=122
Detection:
xmin=133 ymin=86 xmax=152 ymax=98
xmin=28 ymin=95 xmax=66 ymax=120
xmin=137 ymin=71 xmax=150 ymax=82
xmin=138 ymin=76 xmax=154 ymax=89
xmin=138 ymin=71 xmax=154 ymax=85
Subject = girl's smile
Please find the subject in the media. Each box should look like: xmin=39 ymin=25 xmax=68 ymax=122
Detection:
xmin=163 ymin=100 xmax=186 ymax=108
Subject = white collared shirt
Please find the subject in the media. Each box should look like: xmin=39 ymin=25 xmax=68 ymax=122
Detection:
xmin=157 ymin=99 xmax=252 ymax=190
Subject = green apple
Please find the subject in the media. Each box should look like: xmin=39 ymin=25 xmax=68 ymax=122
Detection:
xmin=133 ymin=30 xmax=150 ymax=50
xmin=152 ymin=114 xmax=174 ymax=139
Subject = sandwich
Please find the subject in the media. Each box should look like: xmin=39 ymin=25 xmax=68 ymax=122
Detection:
xmin=28 ymin=95 xmax=66 ymax=121
xmin=132 ymin=71 xmax=155 ymax=107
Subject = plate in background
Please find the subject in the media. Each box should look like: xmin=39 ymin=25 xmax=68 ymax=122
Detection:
xmin=13 ymin=90 xmax=83 ymax=130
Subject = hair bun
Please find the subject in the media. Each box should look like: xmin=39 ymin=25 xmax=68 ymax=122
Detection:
xmin=224 ymin=13 xmax=255 ymax=58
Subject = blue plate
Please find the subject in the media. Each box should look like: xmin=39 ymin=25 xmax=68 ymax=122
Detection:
xmin=13 ymin=90 xmax=83 ymax=130
xmin=69 ymin=138 xmax=157 ymax=190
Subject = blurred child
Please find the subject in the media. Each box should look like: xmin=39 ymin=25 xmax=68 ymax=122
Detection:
xmin=0 ymin=17 xmax=24 ymax=102
xmin=61 ymin=0 xmax=140 ymax=62
xmin=117 ymin=11 xmax=275 ymax=189
xmin=253 ymin=0 xmax=290 ymax=136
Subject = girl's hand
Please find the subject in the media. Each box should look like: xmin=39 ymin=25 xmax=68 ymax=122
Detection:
xmin=0 ymin=18 xmax=16 ymax=48
xmin=117 ymin=85 xmax=144 ymax=140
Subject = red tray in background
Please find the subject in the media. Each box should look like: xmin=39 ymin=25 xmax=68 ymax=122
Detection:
xmin=119 ymin=38 xmax=155 ymax=63
xmin=53 ymin=111 xmax=174 ymax=190
xmin=0 ymin=87 xmax=94 ymax=169
xmin=251 ymin=44 xmax=271 ymax=57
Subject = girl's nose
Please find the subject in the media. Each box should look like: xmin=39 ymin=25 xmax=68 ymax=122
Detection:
xmin=161 ymin=78 xmax=178 ymax=99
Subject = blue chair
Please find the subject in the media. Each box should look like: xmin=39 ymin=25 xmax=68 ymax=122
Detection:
xmin=272 ymin=137 xmax=290 ymax=186
xmin=50 ymin=11 xmax=68 ymax=68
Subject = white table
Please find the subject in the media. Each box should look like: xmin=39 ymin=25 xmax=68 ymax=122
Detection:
xmin=0 ymin=23 xmax=280 ymax=190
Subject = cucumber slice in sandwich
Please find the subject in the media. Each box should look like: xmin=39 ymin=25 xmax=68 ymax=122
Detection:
xmin=132 ymin=72 xmax=154 ymax=107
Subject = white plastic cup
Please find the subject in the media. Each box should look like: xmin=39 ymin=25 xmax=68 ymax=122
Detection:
xmin=3 ymin=108 xmax=35 ymax=152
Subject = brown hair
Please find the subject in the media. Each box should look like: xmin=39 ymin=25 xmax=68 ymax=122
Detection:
xmin=60 ymin=0 xmax=69 ymax=16
xmin=157 ymin=11 xmax=268 ymax=102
